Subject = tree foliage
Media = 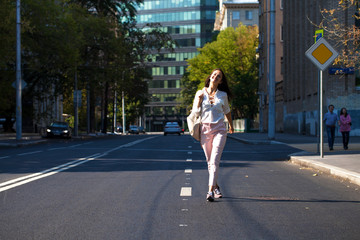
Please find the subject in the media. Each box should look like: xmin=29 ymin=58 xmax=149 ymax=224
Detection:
xmin=183 ymin=24 xmax=259 ymax=119
xmin=316 ymin=0 xmax=360 ymax=68
xmin=0 ymin=0 xmax=173 ymax=132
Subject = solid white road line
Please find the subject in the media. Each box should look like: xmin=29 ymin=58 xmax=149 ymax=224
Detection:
xmin=180 ymin=187 xmax=192 ymax=196
xmin=186 ymin=159 xmax=192 ymax=162
xmin=0 ymin=137 xmax=157 ymax=193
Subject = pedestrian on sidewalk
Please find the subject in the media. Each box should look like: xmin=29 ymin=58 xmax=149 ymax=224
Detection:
xmin=191 ymin=68 xmax=234 ymax=202
xmin=323 ymin=104 xmax=339 ymax=150
xmin=339 ymin=107 xmax=351 ymax=150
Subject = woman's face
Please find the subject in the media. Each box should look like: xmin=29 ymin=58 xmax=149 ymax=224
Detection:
xmin=210 ymin=70 xmax=223 ymax=84
xmin=342 ymin=108 xmax=347 ymax=114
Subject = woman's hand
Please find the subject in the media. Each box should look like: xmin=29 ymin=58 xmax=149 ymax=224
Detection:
xmin=228 ymin=125 xmax=234 ymax=134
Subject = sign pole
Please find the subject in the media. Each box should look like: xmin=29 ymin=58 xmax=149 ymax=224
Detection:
xmin=305 ymin=37 xmax=338 ymax=158
xmin=320 ymin=70 xmax=324 ymax=158
xmin=317 ymin=70 xmax=320 ymax=154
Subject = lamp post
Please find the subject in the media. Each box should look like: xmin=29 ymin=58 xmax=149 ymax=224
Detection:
xmin=268 ymin=0 xmax=276 ymax=140
xmin=16 ymin=0 xmax=22 ymax=140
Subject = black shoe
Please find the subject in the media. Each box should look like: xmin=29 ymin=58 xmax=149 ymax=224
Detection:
xmin=206 ymin=192 xmax=214 ymax=202
xmin=330 ymin=147 xmax=334 ymax=150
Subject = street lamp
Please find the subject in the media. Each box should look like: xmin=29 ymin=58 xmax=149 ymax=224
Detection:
xmin=16 ymin=0 xmax=22 ymax=140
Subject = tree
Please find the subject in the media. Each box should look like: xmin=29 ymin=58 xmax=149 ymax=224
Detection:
xmin=184 ymin=24 xmax=259 ymax=119
xmin=317 ymin=0 xmax=360 ymax=68
xmin=0 ymin=0 xmax=17 ymax=131
xmin=0 ymin=0 xmax=173 ymax=133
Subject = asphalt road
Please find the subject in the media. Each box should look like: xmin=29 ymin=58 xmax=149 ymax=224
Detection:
xmin=0 ymin=135 xmax=359 ymax=240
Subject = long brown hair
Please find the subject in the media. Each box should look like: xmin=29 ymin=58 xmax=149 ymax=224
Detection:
xmin=340 ymin=107 xmax=348 ymax=117
xmin=204 ymin=68 xmax=232 ymax=99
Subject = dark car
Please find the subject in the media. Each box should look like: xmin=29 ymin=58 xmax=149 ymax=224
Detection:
xmin=116 ymin=126 xmax=123 ymax=133
xmin=138 ymin=126 xmax=146 ymax=134
xmin=46 ymin=122 xmax=72 ymax=138
xmin=128 ymin=125 xmax=140 ymax=134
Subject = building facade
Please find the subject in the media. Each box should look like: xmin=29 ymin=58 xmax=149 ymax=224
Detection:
xmin=258 ymin=0 xmax=283 ymax=132
xmin=259 ymin=0 xmax=360 ymax=136
xmin=214 ymin=0 xmax=259 ymax=31
xmin=136 ymin=0 xmax=218 ymax=132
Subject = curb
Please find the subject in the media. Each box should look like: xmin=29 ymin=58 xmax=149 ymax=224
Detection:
xmin=289 ymin=154 xmax=360 ymax=187
xmin=0 ymin=139 xmax=47 ymax=147
xmin=227 ymin=135 xmax=284 ymax=145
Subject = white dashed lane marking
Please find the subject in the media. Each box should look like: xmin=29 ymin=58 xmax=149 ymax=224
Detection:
xmin=180 ymin=187 xmax=192 ymax=196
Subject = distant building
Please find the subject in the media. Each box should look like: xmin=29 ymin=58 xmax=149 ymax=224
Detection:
xmin=214 ymin=0 xmax=259 ymax=31
xmin=136 ymin=0 xmax=218 ymax=132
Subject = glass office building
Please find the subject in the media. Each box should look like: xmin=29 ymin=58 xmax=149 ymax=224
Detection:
xmin=136 ymin=0 xmax=218 ymax=131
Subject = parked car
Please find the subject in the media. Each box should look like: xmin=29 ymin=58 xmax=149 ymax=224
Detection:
xmin=128 ymin=125 xmax=140 ymax=134
xmin=46 ymin=122 xmax=72 ymax=138
xmin=116 ymin=126 xmax=123 ymax=133
xmin=164 ymin=122 xmax=181 ymax=136
xmin=138 ymin=126 xmax=146 ymax=134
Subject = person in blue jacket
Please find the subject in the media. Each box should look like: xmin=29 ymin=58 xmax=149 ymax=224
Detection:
xmin=323 ymin=104 xmax=339 ymax=150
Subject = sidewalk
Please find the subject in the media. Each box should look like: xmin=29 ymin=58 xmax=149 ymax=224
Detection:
xmin=0 ymin=133 xmax=47 ymax=147
xmin=228 ymin=132 xmax=360 ymax=187
xmin=0 ymin=132 xmax=115 ymax=147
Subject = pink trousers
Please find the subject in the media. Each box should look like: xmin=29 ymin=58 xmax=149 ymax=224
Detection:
xmin=201 ymin=120 xmax=227 ymax=186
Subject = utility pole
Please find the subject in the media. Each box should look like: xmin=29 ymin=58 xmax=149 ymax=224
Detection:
xmin=122 ymin=91 xmax=126 ymax=134
xmin=16 ymin=0 xmax=22 ymax=140
xmin=268 ymin=0 xmax=276 ymax=140
xmin=122 ymin=71 xmax=126 ymax=135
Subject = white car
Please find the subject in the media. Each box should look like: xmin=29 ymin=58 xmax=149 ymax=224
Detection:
xmin=164 ymin=122 xmax=181 ymax=136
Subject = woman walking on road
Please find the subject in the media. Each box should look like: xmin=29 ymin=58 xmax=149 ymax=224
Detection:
xmin=191 ymin=68 xmax=234 ymax=202
xmin=339 ymin=107 xmax=352 ymax=150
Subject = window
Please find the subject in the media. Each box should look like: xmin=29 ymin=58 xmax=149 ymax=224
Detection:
xmin=149 ymin=80 xmax=164 ymax=88
xmin=356 ymin=69 xmax=360 ymax=90
xmin=233 ymin=11 xmax=240 ymax=20
xmin=145 ymin=107 xmax=151 ymax=117
xmin=153 ymin=107 xmax=163 ymax=115
xmin=165 ymin=107 xmax=176 ymax=115
xmin=280 ymin=24 xmax=284 ymax=42
xmin=246 ymin=11 xmax=253 ymax=20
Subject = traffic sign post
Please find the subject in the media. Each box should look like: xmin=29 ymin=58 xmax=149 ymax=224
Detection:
xmin=305 ymin=38 xmax=339 ymax=158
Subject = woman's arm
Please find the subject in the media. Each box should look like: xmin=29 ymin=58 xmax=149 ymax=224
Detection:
xmin=225 ymin=112 xmax=234 ymax=134
xmin=347 ymin=115 xmax=352 ymax=125
xmin=191 ymin=90 xmax=204 ymax=117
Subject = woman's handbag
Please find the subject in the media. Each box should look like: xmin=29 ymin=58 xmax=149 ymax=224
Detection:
xmin=187 ymin=111 xmax=201 ymax=141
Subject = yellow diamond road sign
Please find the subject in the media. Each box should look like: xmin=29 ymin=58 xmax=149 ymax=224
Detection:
xmin=305 ymin=38 xmax=339 ymax=71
